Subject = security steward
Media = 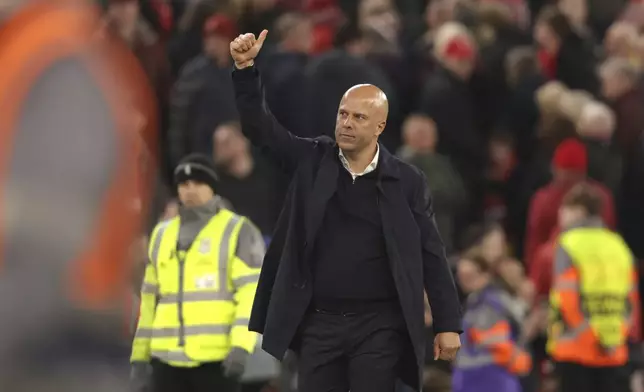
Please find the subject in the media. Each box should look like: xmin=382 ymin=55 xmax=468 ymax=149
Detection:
xmin=130 ymin=153 xmax=264 ymax=392
xmin=548 ymin=183 xmax=638 ymax=392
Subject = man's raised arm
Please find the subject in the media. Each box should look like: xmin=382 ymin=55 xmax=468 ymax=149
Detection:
xmin=230 ymin=30 xmax=314 ymax=173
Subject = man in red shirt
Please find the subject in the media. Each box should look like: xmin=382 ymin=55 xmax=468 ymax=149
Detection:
xmin=524 ymin=138 xmax=616 ymax=269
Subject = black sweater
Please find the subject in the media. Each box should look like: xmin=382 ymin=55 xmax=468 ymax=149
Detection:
xmin=311 ymin=164 xmax=398 ymax=310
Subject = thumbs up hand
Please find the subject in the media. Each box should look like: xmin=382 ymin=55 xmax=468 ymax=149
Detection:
xmin=230 ymin=30 xmax=268 ymax=69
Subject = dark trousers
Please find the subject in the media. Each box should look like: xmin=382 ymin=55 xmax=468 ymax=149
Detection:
xmin=556 ymin=362 xmax=631 ymax=392
xmin=151 ymin=359 xmax=240 ymax=392
xmin=295 ymin=306 xmax=407 ymax=392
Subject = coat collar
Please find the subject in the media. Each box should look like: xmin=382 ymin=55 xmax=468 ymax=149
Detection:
xmin=377 ymin=143 xmax=401 ymax=181
xmin=338 ymin=144 xmax=379 ymax=177
xmin=330 ymin=142 xmax=400 ymax=181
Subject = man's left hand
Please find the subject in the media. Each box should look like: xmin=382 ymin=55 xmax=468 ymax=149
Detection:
xmin=222 ymin=347 xmax=250 ymax=379
xmin=434 ymin=332 xmax=461 ymax=361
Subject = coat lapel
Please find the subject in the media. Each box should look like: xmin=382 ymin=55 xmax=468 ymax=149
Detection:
xmin=375 ymin=147 xmax=411 ymax=271
xmin=304 ymin=146 xmax=339 ymax=251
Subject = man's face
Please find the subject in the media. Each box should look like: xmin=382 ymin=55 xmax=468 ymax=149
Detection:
xmin=425 ymin=0 xmax=454 ymax=30
xmin=359 ymin=0 xmax=400 ymax=42
xmin=558 ymin=205 xmax=586 ymax=228
xmin=291 ymin=19 xmax=314 ymax=54
xmin=177 ymin=180 xmax=214 ymax=208
xmin=335 ymin=95 xmax=384 ymax=152
xmin=213 ymin=125 xmax=247 ymax=165
xmin=403 ymin=117 xmax=436 ymax=153
xmin=533 ymin=21 xmax=558 ymax=53
xmin=455 ymin=58 xmax=476 ymax=78
xmin=480 ymin=228 xmax=507 ymax=264
xmin=600 ymin=70 xmax=624 ymax=101
xmin=203 ymin=35 xmax=230 ymax=65
xmin=604 ymin=24 xmax=635 ymax=58
xmin=457 ymin=259 xmax=488 ymax=294
xmin=489 ymin=139 xmax=513 ymax=166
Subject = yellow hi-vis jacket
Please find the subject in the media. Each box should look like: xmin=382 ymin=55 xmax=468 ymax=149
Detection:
xmin=547 ymin=220 xmax=636 ymax=367
xmin=131 ymin=209 xmax=263 ymax=367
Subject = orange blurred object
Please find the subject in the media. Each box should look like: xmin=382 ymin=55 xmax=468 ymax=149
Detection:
xmin=0 ymin=0 xmax=157 ymax=310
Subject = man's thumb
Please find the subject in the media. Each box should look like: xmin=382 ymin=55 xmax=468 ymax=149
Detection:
xmin=256 ymin=29 xmax=268 ymax=47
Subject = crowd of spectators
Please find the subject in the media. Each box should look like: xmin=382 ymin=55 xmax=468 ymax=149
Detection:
xmin=107 ymin=0 xmax=644 ymax=390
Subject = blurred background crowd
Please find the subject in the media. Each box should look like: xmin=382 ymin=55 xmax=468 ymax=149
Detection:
xmin=7 ymin=0 xmax=644 ymax=390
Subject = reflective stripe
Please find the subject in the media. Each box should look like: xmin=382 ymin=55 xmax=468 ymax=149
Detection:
xmin=141 ymin=282 xmax=158 ymax=294
xmin=134 ymin=328 xmax=152 ymax=339
xmin=142 ymin=214 xmax=244 ymax=355
xmin=174 ymin=162 xmax=218 ymax=181
xmin=135 ymin=324 xmax=232 ymax=338
xmin=151 ymin=350 xmax=193 ymax=363
xmin=456 ymin=353 xmax=495 ymax=369
xmin=150 ymin=221 xmax=170 ymax=266
xmin=158 ymin=290 xmax=233 ymax=304
xmin=232 ymin=274 xmax=260 ymax=288
xmin=218 ymin=216 xmax=242 ymax=295
xmin=559 ymin=320 xmax=622 ymax=352
xmin=558 ymin=320 xmax=591 ymax=342
xmin=233 ymin=318 xmax=250 ymax=327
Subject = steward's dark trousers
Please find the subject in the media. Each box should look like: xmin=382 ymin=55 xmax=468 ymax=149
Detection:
xmin=556 ymin=361 xmax=631 ymax=392
xmin=151 ymin=359 xmax=240 ymax=392
xmin=294 ymin=304 xmax=407 ymax=392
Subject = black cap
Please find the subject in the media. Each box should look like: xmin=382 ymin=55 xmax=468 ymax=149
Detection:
xmin=174 ymin=153 xmax=218 ymax=191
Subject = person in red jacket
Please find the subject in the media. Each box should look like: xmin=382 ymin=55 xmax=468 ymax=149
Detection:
xmin=524 ymin=138 xmax=616 ymax=269
xmin=528 ymin=226 xmax=560 ymax=302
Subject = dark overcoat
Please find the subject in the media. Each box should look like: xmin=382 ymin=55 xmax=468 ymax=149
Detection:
xmin=232 ymin=66 xmax=462 ymax=391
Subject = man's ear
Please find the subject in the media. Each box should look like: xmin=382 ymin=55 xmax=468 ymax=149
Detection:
xmin=376 ymin=121 xmax=387 ymax=135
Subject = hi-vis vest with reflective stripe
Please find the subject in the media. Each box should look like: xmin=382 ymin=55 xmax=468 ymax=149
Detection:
xmin=548 ymin=227 xmax=633 ymax=353
xmin=131 ymin=209 xmax=260 ymax=367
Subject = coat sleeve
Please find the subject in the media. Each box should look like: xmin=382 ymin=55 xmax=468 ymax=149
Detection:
xmin=411 ymin=171 xmax=463 ymax=333
xmin=599 ymin=187 xmax=617 ymax=230
xmin=524 ymin=189 xmax=548 ymax=269
xmin=229 ymin=218 xmax=264 ymax=353
xmin=528 ymin=241 xmax=555 ymax=302
xmin=130 ymin=223 xmax=165 ymax=363
xmin=231 ymin=65 xmax=317 ymax=174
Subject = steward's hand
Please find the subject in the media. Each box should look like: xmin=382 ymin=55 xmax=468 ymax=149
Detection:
xmin=222 ymin=347 xmax=250 ymax=379
xmin=128 ymin=362 xmax=152 ymax=392
xmin=230 ymin=30 xmax=268 ymax=69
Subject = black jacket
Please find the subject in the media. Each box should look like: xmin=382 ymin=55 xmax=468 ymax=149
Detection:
xmin=231 ymin=66 xmax=462 ymax=391
xmin=555 ymin=33 xmax=599 ymax=95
